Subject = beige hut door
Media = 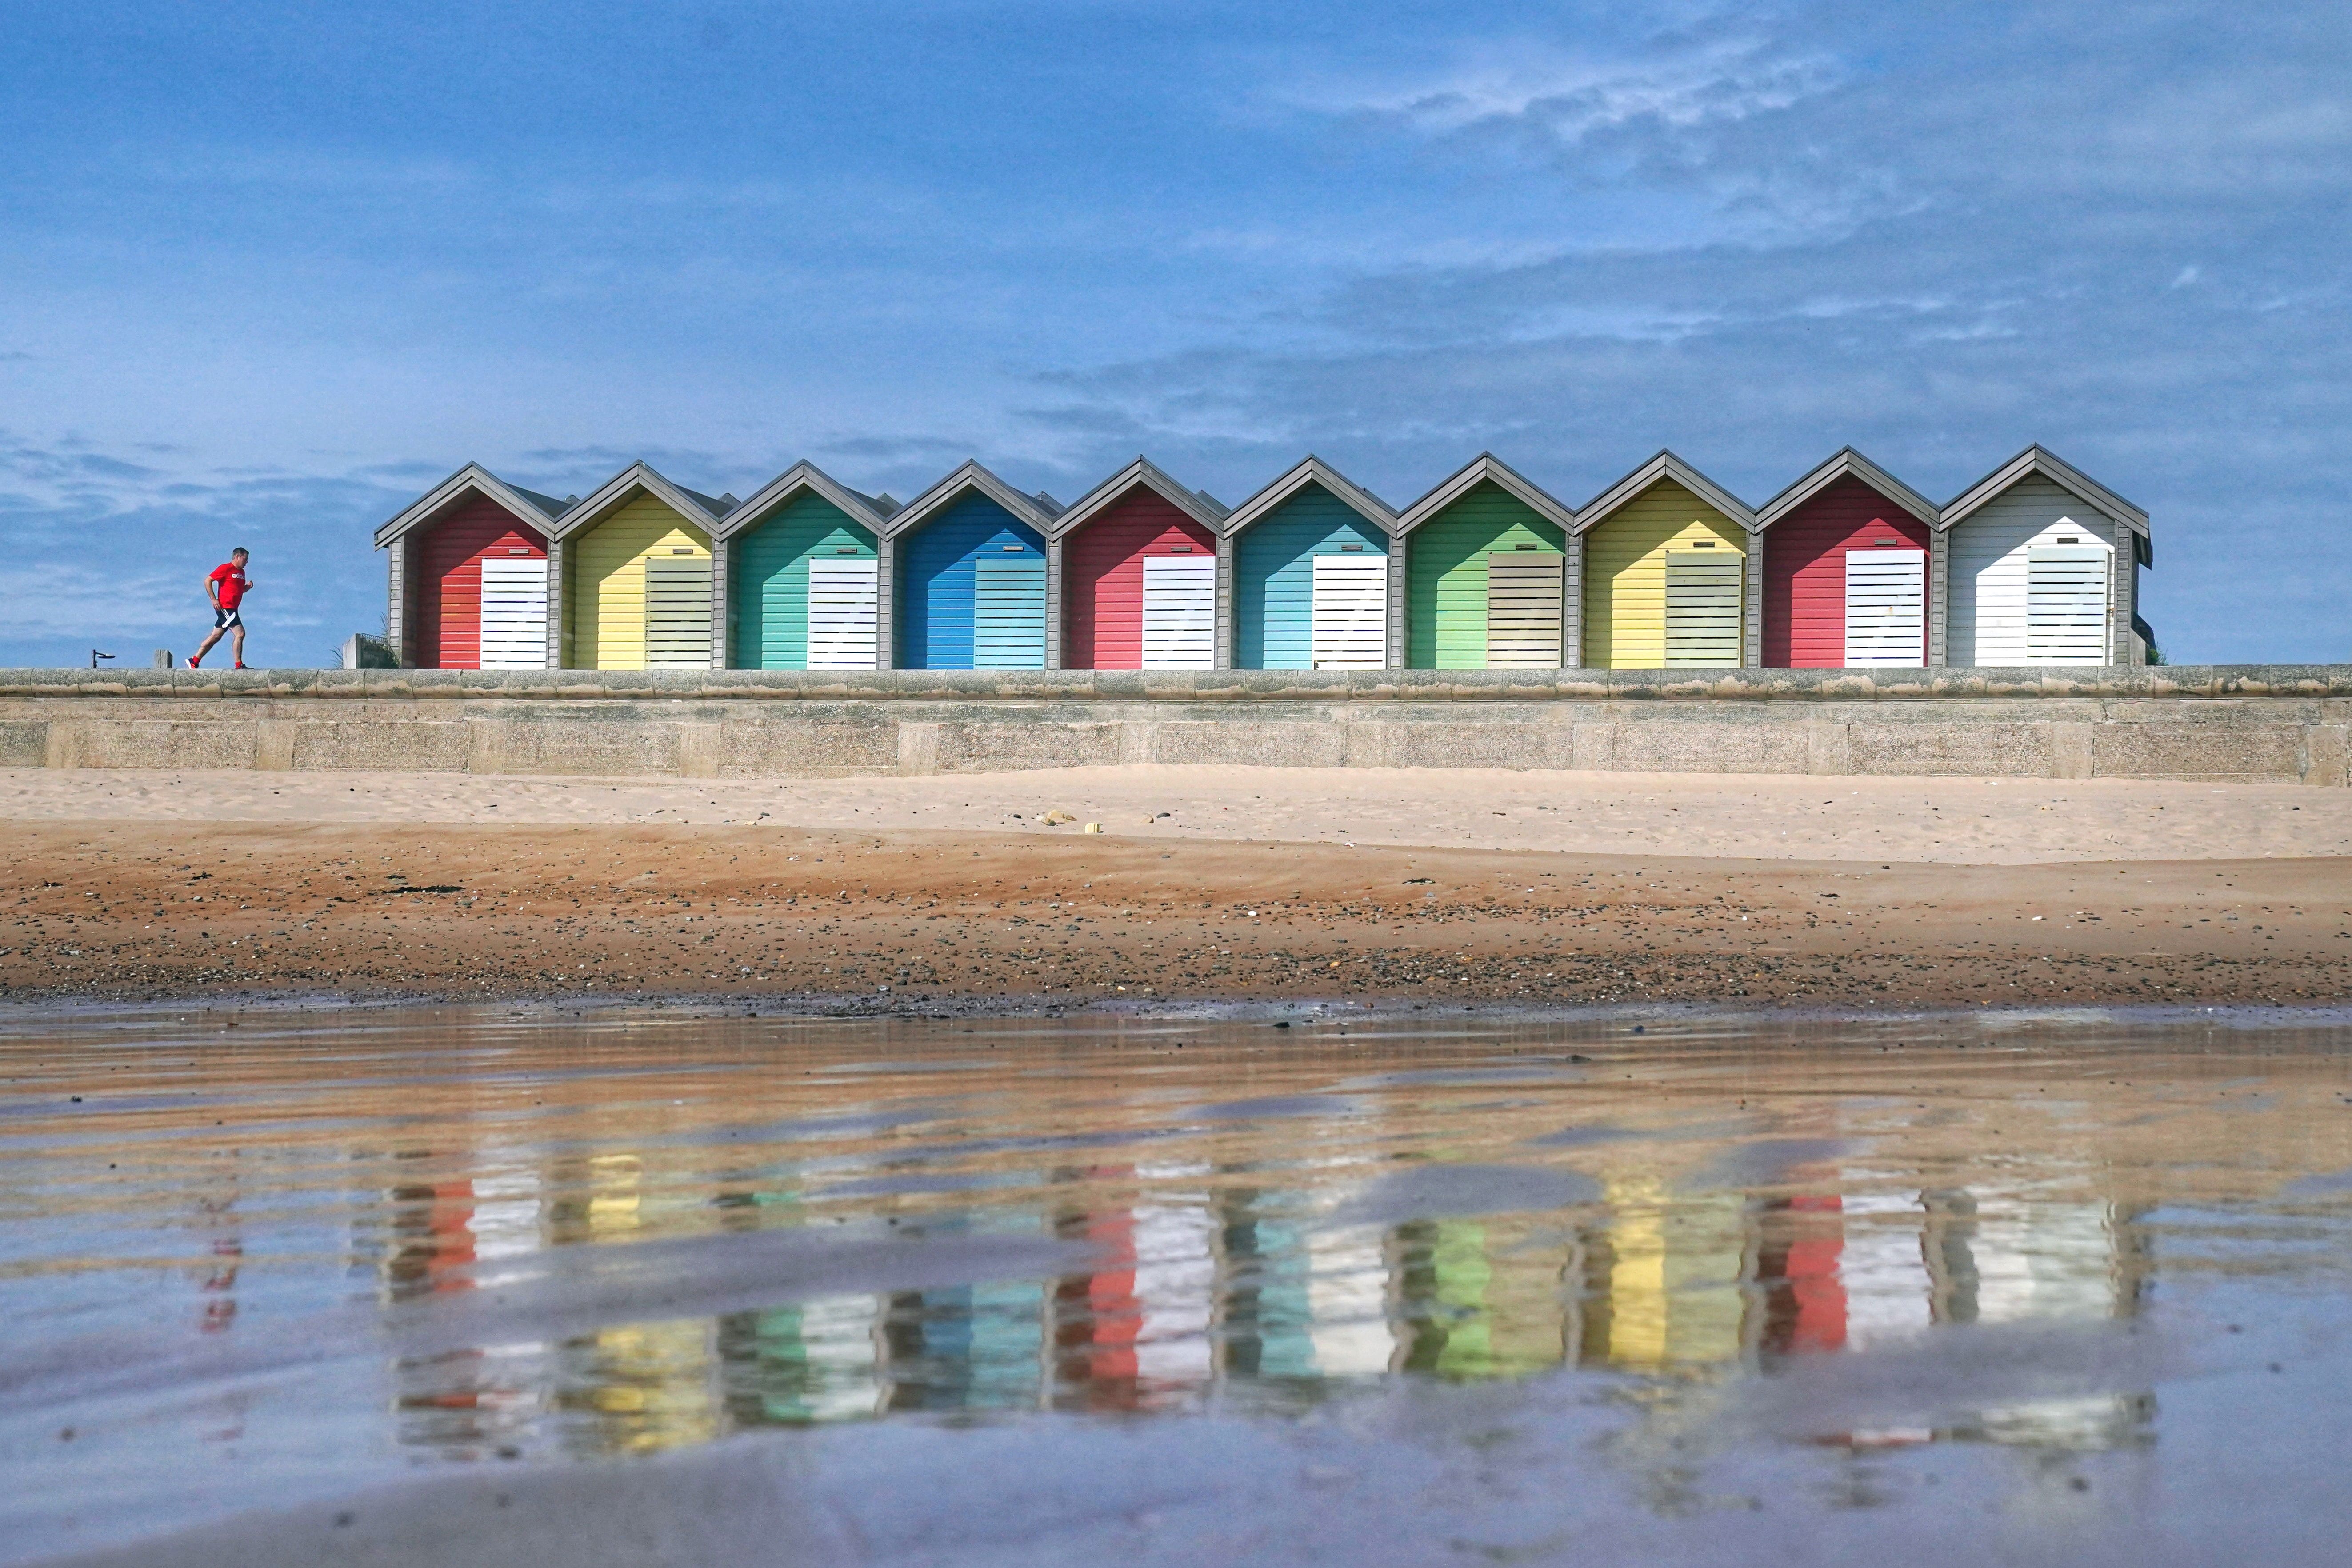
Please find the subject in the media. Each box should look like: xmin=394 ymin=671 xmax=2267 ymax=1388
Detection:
xmin=1664 ymin=551 xmax=1741 ymax=667
xmin=1311 ymin=552 xmax=1387 ymax=669
xmin=2026 ymin=546 xmax=2109 ymax=664
xmin=643 ymin=554 xmax=713 ymax=668
xmin=1842 ymin=548 xmax=1925 ymax=666
xmin=806 ymin=555 xmax=879 ymax=670
xmin=478 ymin=554 xmax=548 ymax=669
xmin=1486 ymin=552 xmax=1563 ymax=668
xmin=1141 ymin=555 xmax=1216 ymax=669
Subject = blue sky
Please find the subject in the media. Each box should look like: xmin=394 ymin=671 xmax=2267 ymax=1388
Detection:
xmin=2 ymin=1 xmax=2346 ymax=666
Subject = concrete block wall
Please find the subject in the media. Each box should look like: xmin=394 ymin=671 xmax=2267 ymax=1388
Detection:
xmin=0 ymin=665 xmax=2344 ymax=785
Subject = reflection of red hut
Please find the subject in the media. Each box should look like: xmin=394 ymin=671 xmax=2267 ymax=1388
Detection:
xmin=1767 ymin=1195 xmax=1848 ymax=1353
xmin=377 ymin=464 xmax=567 ymax=669
xmin=1048 ymin=458 xmax=1226 ymax=670
xmin=1755 ymin=449 xmax=1937 ymax=668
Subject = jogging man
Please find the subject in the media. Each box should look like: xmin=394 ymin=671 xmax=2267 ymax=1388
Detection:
xmin=188 ymin=548 xmax=252 ymax=670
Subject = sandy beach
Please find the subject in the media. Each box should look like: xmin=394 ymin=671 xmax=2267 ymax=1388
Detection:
xmin=4 ymin=765 xmax=2349 ymax=1009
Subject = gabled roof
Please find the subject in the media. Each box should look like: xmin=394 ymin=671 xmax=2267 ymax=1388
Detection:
xmin=1394 ymin=452 xmax=1576 ymax=539
xmin=712 ymin=460 xmax=892 ymax=542
xmin=878 ymin=460 xmax=1057 ymax=541
xmin=1574 ymin=450 xmax=1754 ymax=534
xmin=373 ymin=463 xmax=566 ymax=549
xmin=1939 ymin=444 xmax=2149 ymax=537
xmin=1045 ymin=456 xmax=1228 ymax=542
xmin=548 ymin=461 xmax=729 ymax=542
xmin=1217 ymin=455 xmax=1396 ymax=540
xmin=1752 ymin=447 xmax=1939 ymax=532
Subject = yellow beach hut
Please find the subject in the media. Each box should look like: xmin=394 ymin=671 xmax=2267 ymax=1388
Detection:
xmin=551 ymin=463 xmax=732 ymax=670
xmin=1574 ymin=452 xmax=1758 ymax=670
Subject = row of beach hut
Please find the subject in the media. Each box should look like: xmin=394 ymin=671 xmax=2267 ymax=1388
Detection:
xmin=375 ymin=444 xmax=2152 ymax=672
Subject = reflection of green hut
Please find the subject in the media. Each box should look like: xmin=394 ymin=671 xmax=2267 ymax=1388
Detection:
xmin=726 ymin=1295 xmax=882 ymax=1425
xmin=1390 ymin=1217 xmax=1573 ymax=1381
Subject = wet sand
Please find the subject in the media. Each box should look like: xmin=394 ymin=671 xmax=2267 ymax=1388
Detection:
xmin=9 ymin=1007 xmax=2352 ymax=1566
xmin=4 ymin=767 xmax=2350 ymax=1008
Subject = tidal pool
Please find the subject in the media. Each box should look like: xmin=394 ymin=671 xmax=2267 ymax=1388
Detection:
xmin=4 ymin=1005 xmax=2351 ymax=1565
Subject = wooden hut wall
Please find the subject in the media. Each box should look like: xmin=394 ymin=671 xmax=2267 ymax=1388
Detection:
xmin=1580 ymin=478 xmax=1745 ymax=669
xmin=1232 ymin=483 xmax=1388 ymax=670
xmin=411 ymin=494 xmax=548 ymax=670
xmin=728 ymin=492 xmax=878 ymax=669
xmin=1762 ymin=475 xmax=1933 ymax=668
xmin=896 ymin=493 xmax=1048 ymax=670
xmin=1062 ymin=488 xmax=1217 ymax=669
xmin=564 ymin=493 xmax=712 ymax=670
xmin=1946 ymin=475 xmax=2116 ymax=666
xmin=1405 ymin=480 xmax=1566 ymax=669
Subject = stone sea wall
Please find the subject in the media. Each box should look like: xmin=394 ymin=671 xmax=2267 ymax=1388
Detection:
xmin=0 ymin=666 xmax=2345 ymax=784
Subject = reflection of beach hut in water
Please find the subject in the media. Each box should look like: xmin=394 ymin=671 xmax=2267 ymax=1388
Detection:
xmin=1575 ymin=452 xmax=1757 ymax=670
xmin=715 ymin=463 xmax=893 ymax=670
xmin=883 ymin=461 xmax=1058 ymax=670
xmin=1047 ymin=457 xmax=1227 ymax=670
xmin=1221 ymin=458 xmax=1397 ymax=670
xmin=1754 ymin=449 xmax=1939 ymax=668
xmin=1940 ymin=446 xmax=2151 ymax=667
xmin=551 ymin=463 xmax=730 ymax=671
xmin=376 ymin=465 xmax=563 ymax=669
xmin=1391 ymin=454 xmax=1576 ymax=670
xmin=1578 ymin=1174 xmax=1748 ymax=1370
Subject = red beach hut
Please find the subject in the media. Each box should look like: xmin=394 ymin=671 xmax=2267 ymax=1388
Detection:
xmin=1048 ymin=457 xmax=1228 ymax=669
xmin=1755 ymin=449 xmax=1938 ymax=668
xmin=375 ymin=464 xmax=566 ymax=669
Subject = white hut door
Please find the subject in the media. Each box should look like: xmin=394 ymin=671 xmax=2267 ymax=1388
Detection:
xmin=1664 ymin=552 xmax=1742 ymax=667
xmin=643 ymin=554 xmax=713 ymax=668
xmin=2026 ymin=547 xmax=2109 ymax=664
xmin=806 ymin=555 xmax=879 ymax=670
xmin=477 ymin=554 xmax=547 ymax=669
xmin=1842 ymin=548 xmax=1925 ymax=666
xmin=1140 ymin=555 xmax=1215 ymax=670
xmin=1311 ymin=552 xmax=1387 ymax=670
xmin=1486 ymin=552 xmax=1563 ymax=668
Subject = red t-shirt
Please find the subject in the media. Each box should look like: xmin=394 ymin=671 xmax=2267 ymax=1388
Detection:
xmin=209 ymin=562 xmax=249 ymax=609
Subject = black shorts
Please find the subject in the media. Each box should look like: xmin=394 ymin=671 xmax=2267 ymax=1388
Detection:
xmin=213 ymin=606 xmax=243 ymax=629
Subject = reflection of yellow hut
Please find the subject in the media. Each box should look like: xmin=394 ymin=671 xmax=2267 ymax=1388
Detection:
xmin=1581 ymin=1175 xmax=1747 ymax=1371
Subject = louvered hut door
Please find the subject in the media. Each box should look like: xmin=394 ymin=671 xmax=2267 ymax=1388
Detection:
xmin=2026 ymin=546 xmax=2109 ymax=664
xmin=477 ymin=554 xmax=548 ymax=669
xmin=1842 ymin=548 xmax=1925 ymax=666
xmin=1140 ymin=555 xmax=1216 ymax=669
xmin=1311 ymin=552 xmax=1387 ymax=669
xmin=1486 ymin=552 xmax=1563 ymax=668
xmin=972 ymin=551 xmax=1045 ymax=669
xmin=1663 ymin=552 xmax=1741 ymax=667
xmin=806 ymin=556 xmax=879 ymax=670
xmin=643 ymin=554 xmax=712 ymax=668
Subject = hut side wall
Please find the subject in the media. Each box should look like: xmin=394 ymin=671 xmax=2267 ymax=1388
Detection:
xmin=728 ymin=493 xmax=875 ymax=669
xmin=895 ymin=494 xmax=1046 ymax=671
xmin=1762 ymin=475 xmax=1932 ymax=668
xmin=1580 ymin=478 xmax=1744 ymax=669
xmin=1406 ymin=480 xmax=1566 ymax=669
xmin=564 ymin=494 xmax=711 ymax=671
xmin=1232 ymin=483 xmax=1388 ymax=670
xmin=1947 ymin=475 xmax=2116 ymax=667
xmin=412 ymin=496 xmax=548 ymax=671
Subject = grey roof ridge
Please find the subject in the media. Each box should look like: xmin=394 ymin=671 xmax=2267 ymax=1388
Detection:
xmin=1573 ymin=449 xmax=1756 ymax=534
xmin=1938 ymin=444 xmax=2150 ymax=535
xmin=548 ymin=460 xmax=727 ymax=542
xmin=1394 ymin=451 xmax=1576 ymax=538
xmin=1752 ymin=446 xmax=1940 ymax=532
xmin=877 ymin=459 xmax=1055 ymax=540
xmin=1044 ymin=455 xmax=1227 ymax=542
xmin=711 ymin=460 xmax=890 ymax=541
xmin=373 ymin=462 xmax=564 ymax=548
xmin=1218 ymin=454 xmax=1399 ymax=540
